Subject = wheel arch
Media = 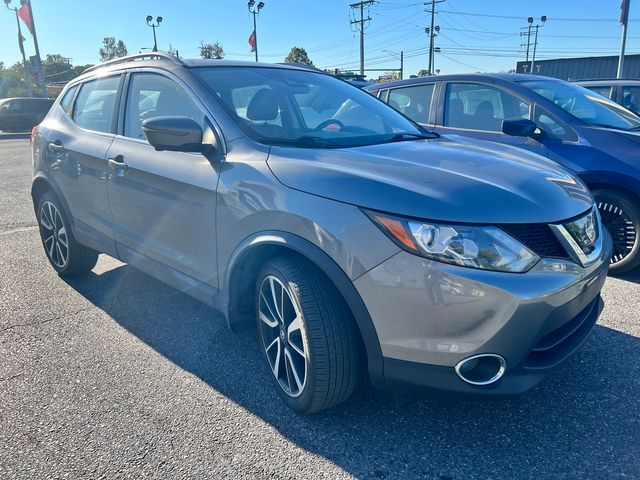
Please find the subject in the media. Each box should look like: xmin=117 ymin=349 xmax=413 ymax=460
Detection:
xmin=31 ymin=173 xmax=75 ymax=231
xmin=221 ymin=231 xmax=385 ymax=388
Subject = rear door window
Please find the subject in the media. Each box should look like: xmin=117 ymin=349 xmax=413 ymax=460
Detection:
xmin=386 ymin=84 xmax=435 ymax=124
xmin=72 ymin=76 xmax=120 ymax=133
xmin=443 ymin=83 xmax=531 ymax=132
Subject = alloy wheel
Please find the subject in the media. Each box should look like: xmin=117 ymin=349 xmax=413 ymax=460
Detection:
xmin=39 ymin=200 xmax=69 ymax=269
xmin=258 ymin=275 xmax=308 ymax=398
xmin=597 ymin=200 xmax=638 ymax=265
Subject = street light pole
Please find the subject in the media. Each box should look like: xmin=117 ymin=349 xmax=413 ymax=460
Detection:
xmin=248 ymin=1 xmax=265 ymax=62
xmin=4 ymin=0 xmax=32 ymax=96
xmin=146 ymin=15 xmax=163 ymax=52
xmin=23 ymin=0 xmax=46 ymax=96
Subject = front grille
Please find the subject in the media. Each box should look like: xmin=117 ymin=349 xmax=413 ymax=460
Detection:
xmin=500 ymin=223 xmax=568 ymax=259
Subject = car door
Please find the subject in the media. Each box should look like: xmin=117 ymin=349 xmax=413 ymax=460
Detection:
xmin=45 ymin=75 xmax=122 ymax=255
xmin=106 ymin=71 xmax=221 ymax=289
xmin=433 ymin=82 xmax=548 ymax=157
xmin=0 ymin=99 xmax=22 ymax=130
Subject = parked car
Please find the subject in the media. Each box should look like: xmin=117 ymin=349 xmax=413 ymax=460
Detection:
xmin=0 ymin=97 xmax=53 ymax=132
xmin=576 ymin=79 xmax=640 ymax=116
xmin=32 ymin=54 xmax=611 ymax=413
xmin=367 ymin=74 xmax=640 ymax=273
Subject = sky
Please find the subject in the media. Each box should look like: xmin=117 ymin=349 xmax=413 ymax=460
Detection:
xmin=1 ymin=0 xmax=639 ymax=80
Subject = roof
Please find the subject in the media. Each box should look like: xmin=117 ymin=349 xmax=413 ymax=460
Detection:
xmin=0 ymin=97 xmax=53 ymax=102
xmin=365 ymin=73 xmax=558 ymax=90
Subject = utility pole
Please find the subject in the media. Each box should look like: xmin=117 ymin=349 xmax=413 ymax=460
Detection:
xmin=618 ymin=0 xmax=630 ymax=78
xmin=426 ymin=0 xmax=445 ymax=75
xmin=350 ymin=0 xmax=374 ymax=76
xmin=248 ymin=1 xmax=265 ymax=62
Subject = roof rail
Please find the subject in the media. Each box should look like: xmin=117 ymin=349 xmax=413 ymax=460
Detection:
xmin=82 ymin=52 xmax=185 ymax=75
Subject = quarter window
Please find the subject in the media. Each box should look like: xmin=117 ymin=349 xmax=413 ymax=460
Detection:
xmin=124 ymin=73 xmax=205 ymax=140
xmin=444 ymin=83 xmax=531 ymax=132
xmin=72 ymin=76 xmax=120 ymax=133
xmin=59 ymin=85 xmax=78 ymax=113
xmin=387 ymin=84 xmax=434 ymax=124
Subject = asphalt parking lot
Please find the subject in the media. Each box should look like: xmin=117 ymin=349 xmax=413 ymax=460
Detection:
xmin=0 ymin=138 xmax=638 ymax=479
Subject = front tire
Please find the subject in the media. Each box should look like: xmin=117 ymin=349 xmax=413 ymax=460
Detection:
xmin=255 ymin=254 xmax=361 ymax=414
xmin=36 ymin=192 xmax=98 ymax=276
xmin=594 ymin=190 xmax=640 ymax=274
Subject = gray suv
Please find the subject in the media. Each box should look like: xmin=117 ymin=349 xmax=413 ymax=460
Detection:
xmin=31 ymin=53 xmax=612 ymax=413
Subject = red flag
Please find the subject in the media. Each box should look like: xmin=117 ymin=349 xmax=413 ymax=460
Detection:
xmin=17 ymin=4 xmax=34 ymax=35
xmin=248 ymin=30 xmax=256 ymax=52
xmin=621 ymin=0 xmax=630 ymax=26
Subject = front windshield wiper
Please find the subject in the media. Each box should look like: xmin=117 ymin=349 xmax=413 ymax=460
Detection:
xmin=388 ymin=131 xmax=438 ymax=142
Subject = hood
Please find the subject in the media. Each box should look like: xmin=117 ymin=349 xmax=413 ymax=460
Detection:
xmin=267 ymin=135 xmax=593 ymax=224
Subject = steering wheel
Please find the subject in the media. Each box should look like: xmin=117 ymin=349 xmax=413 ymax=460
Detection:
xmin=314 ymin=119 xmax=344 ymax=131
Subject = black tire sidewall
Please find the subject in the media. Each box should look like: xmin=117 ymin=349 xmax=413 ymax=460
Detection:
xmin=37 ymin=192 xmax=75 ymax=275
xmin=594 ymin=190 xmax=640 ymax=273
xmin=255 ymin=259 xmax=319 ymax=413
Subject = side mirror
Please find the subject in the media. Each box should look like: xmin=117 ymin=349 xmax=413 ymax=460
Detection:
xmin=142 ymin=116 xmax=212 ymax=153
xmin=502 ymin=118 xmax=538 ymax=137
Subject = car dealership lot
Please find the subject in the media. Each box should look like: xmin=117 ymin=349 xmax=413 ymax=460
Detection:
xmin=0 ymin=138 xmax=638 ymax=479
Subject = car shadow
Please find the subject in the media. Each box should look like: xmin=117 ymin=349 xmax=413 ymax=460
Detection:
xmin=612 ymin=268 xmax=640 ymax=285
xmin=64 ymin=263 xmax=640 ymax=479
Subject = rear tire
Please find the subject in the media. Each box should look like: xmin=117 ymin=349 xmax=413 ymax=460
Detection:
xmin=594 ymin=189 xmax=640 ymax=274
xmin=255 ymin=254 xmax=361 ymax=414
xmin=36 ymin=191 xmax=99 ymax=276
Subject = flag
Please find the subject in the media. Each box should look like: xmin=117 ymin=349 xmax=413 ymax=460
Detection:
xmin=248 ymin=30 xmax=256 ymax=52
xmin=17 ymin=4 xmax=34 ymax=35
xmin=18 ymin=32 xmax=26 ymax=56
xmin=621 ymin=0 xmax=630 ymax=26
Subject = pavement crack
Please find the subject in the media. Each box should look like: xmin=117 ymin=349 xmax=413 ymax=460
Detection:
xmin=0 ymin=372 xmax=24 ymax=383
xmin=0 ymin=307 xmax=92 ymax=335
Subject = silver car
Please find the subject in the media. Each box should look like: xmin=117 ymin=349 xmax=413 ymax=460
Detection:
xmin=31 ymin=54 xmax=612 ymax=413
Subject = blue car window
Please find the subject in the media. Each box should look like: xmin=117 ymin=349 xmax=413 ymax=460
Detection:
xmin=444 ymin=83 xmax=531 ymax=132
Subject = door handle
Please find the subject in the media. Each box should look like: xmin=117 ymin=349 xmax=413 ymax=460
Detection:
xmin=107 ymin=155 xmax=128 ymax=175
xmin=48 ymin=140 xmax=64 ymax=154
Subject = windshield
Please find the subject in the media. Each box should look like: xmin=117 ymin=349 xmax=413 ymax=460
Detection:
xmin=522 ymin=79 xmax=640 ymax=131
xmin=195 ymin=67 xmax=428 ymax=148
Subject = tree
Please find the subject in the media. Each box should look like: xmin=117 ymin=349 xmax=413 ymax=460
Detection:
xmin=43 ymin=54 xmax=76 ymax=83
xmin=99 ymin=37 xmax=128 ymax=62
xmin=199 ymin=41 xmax=224 ymax=60
xmin=284 ymin=47 xmax=313 ymax=66
xmin=382 ymin=71 xmax=400 ymax=81
xmin=0 ymin=62 xmax=33 ymax=97
xmin=417 ymin=69 xmax=429 ymax=77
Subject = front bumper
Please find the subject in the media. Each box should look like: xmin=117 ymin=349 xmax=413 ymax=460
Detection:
xmin=354 ymin=232 xmax=612 ymax=396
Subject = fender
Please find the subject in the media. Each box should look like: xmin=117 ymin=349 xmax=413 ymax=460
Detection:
xmin=222 ymin=230 xmax=386 ymax=389
xmin=31 ymin=171 xmax=76 ymax=232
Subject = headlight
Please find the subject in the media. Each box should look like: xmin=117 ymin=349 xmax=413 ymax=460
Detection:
xmin=365 ymin=210 xmax=540 ymax=273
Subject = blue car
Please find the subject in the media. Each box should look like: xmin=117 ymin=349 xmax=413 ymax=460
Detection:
xmin=367 ymin=74 xmax=640 ymax=273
